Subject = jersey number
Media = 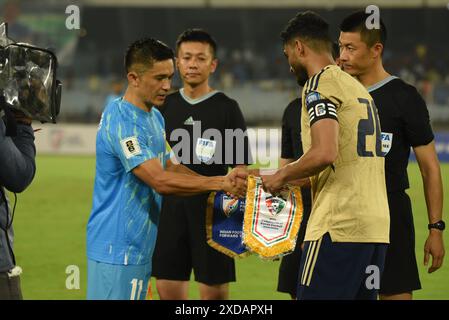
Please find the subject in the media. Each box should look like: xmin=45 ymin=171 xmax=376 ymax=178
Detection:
xmin=357 ymin=98 xmax=383 ymax=157
xmin=130 ymin=278 xmax=144 ymax=300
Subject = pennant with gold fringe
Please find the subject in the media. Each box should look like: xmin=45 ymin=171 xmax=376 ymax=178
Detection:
xmin=243 ymin=175 xmax=303 ymax=260
xmin=206 ymin=191 xmax=251 ymax=258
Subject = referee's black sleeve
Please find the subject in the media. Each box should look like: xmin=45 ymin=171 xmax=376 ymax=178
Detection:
xmin=281 ymin=105 xmax=294 ymax=159
xmin=400 ymin=85 xmax=435 ymax=147
xmin=227 ymin=100 xmax=253 ymax=166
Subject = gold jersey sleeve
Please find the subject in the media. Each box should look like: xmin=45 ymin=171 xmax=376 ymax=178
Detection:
xmin=300 ymin=65 xmax=390 ymax=243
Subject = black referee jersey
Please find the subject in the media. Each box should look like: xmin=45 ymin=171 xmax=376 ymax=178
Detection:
xmin=157 ymin=89 xmax=252 ymax=175
xmin=368 ymin=76 xmax=434 ymax=193
xmin=277 ymin=98 xmax=313 ymax=296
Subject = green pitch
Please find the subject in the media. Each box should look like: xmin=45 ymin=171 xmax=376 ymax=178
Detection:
xmin=10 ymin=155 xmax=449 ymax=300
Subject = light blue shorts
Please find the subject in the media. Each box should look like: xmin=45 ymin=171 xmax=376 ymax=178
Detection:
xmin=87 ymin=259 xmax=151 ymax=300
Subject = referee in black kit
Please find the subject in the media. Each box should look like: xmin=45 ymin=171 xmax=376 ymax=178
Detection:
xmin=153 ymin=29 xmax=251 ymax=300
xmin=339 ymin=11 xmax=445 ymax=300
xmin=276 ymin=97 xmax=312 ymax=299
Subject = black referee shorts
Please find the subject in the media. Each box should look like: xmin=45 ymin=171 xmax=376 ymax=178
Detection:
xmin=379 ymin=191 xmax=421 ymax=295
xmin=277 ymin=241 xmax=302 ymax=297
xmin=277 ymin=205 xmax=311 ymax=297
xmin=152 ymin=194 xmax=236 ymax=285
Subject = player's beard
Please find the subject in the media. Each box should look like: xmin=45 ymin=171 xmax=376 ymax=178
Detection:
xmin=292 ymin=63 xmax=309 ymax=87
xmin=145 ymin=101 xmax=154 ymax=110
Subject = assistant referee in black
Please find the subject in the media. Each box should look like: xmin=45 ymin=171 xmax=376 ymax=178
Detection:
xmin=339 ymin=11 xmax=445 ymax=300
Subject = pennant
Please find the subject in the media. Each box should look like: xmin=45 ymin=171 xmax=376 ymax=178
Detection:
xmin=206 ymin=191 xmax=250 ymax=258
xmin=243 ymin=175 xmax=303 ymax=259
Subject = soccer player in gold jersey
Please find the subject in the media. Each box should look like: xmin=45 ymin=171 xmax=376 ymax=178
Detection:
xmin=262 ymin=11 xmax=390 ymax=299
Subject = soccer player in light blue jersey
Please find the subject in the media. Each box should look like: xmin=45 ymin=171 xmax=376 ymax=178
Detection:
xmin=86 ymin=38 xmax=247 ymax=300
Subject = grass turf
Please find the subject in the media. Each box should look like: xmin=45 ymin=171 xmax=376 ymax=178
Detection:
xmin=9 ymin=155 xmax=449 ymax=299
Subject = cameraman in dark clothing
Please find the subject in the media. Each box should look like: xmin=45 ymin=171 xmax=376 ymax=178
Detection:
xmin=0 ymin=21 xmax=60 ymax=300
xmin=0 ymin=109 xmax=35 ymax=299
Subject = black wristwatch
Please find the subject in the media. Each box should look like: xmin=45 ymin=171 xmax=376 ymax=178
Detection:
xmin=428 ymin=220 xmax=445 ymax=231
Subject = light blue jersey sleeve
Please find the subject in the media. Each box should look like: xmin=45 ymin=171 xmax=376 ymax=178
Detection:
xmin=108 ymin=119 xmax=158 ymax=173
xmin=153 ymin=107 xmax=172 ymax=167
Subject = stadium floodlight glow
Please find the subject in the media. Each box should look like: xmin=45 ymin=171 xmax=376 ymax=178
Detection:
xmin=0 ymin=22 xmax=62 ymax=123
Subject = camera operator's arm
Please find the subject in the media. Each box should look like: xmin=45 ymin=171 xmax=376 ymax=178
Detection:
xmin=0 ymin=113 xmax=36 ymax=193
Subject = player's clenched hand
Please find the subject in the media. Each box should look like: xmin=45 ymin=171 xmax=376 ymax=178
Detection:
xmin=424 ymin=230 xmax=445 ymax=273
xmin=261 ymin=170 xmax=286 ymax=195
xmin=223 ymin=168 xmax=248 ymax=198
xmin=227 ymin=167 xmax=248 ymax=186
xmin=223 ymin=177 xmax=246 ymax=198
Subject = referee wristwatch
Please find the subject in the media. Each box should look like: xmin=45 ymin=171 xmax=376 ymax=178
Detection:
xmin=428 ymin=220 xmax=445 ymax=231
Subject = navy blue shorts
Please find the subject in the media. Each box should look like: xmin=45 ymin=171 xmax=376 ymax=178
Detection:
xmin=297 ymin=233 xmax=388 ymax=300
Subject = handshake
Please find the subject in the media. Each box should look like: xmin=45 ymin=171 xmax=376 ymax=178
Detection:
xmin=222 ymin=167 xmax=275 ymax=199
xmin=222 ymin=166 xmax=310 ymax=199
xmin=222 ymin=167 xmax=281 ymax=199
xmin=222 ymin=167 xmax=250 ymax=199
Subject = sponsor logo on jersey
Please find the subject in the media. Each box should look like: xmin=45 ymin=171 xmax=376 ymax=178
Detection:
xmin=184 ymin=116 xmax=195 ymax=125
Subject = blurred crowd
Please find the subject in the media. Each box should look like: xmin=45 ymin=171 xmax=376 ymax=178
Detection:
xmin=57 ymin=43 xmax=449 ymax=124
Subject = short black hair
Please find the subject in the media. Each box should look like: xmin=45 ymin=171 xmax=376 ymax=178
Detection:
xmin=124 ymin=37 xmax=174 ymax=74
xmin=176 ymin=28 xmax=217 ymax=58
xmin=280 ymin=11 xmax=332 ymax=53
xmin=340 ymin=10 xmax=387 ymax=48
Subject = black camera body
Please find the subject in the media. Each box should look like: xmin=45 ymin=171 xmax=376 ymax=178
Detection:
xmin=0 ymin=22 xmax=61 ymax=124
